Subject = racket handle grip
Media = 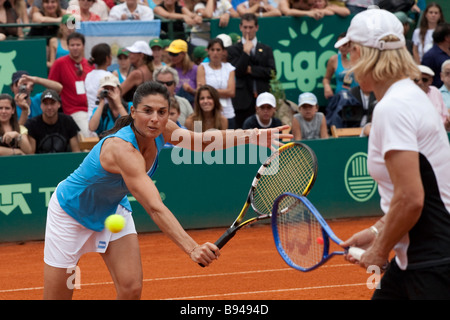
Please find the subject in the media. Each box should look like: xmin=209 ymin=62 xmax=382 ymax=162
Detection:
xmin=214 ymin=228 xmax=236 ymax=249
xmin=198 ymin=229 xmax=235 ymax=267
xmin=348 ymin=247 xmax=365 ymax=261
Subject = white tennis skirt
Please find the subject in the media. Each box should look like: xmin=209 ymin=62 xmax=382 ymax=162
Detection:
xmin=44 ymin=190 xmax=136 ymax=269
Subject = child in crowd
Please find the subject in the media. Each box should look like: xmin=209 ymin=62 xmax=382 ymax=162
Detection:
xmin=292 ymin=92 xmax=328 ymax=140
xmin=165 ymin=96 xmax=186 ymax=148
xmin=168 ymin=96 xmax=185 ymax=128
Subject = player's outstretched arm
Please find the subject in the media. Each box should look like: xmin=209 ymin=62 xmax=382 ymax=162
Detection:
xmin=101 ymin=137 xmax=220 ymax=266
xmin=165 ymin=120 xmax=293 ymax=152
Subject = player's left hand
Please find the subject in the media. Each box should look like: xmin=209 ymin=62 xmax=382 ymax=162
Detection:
xmin=250 ymin=125 xmax=293 ymax=151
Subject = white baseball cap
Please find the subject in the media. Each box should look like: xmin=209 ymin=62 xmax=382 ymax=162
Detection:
xmin=335 ymin=9 xmax=405 ymax=51
xmin=298 ymin=92 xmax=318 ymax=107
xmin=418 ymin=65 xmax=435 ymax=76
xmin=126 ymin=40 xmax=153 ymax=56
xmin=216 ymin=34 xmax=232 ymax=48
xmin=256 ymin=92 xmax=276 ymax=108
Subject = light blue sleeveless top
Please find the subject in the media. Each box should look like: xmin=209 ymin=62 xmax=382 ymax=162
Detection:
xmin=56 ymin=125 xmax=165 ymax=231
xmin=56 ymin=39 xmax=69 ymax=59
xmin=335 ymin=53 xmax=357 ymax=93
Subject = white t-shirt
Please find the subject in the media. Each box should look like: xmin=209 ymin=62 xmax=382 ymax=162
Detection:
xmin=108 ymin=3 xmax=154 ymax=21
xmin=412 ymin=28 xmax=434 ymax=61
xmin=368 ymin=78 xmax=450 ymax=270
xmin=202 ymin=62 xmax=236 ymax=119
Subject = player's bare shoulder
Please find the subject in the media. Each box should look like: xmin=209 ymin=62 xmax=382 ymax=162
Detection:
xmin=100 ymin=137 xmax=141 ymax=173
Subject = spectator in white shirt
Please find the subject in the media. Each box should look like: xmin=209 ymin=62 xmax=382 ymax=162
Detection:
xmin=108 ymin=0 xmax=154 ymax=21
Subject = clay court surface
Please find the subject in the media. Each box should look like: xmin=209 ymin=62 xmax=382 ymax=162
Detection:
xmin=0 ymin=216 xmax=379 ymax=300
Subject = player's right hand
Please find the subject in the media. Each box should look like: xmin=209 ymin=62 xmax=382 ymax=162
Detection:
xmin=191 ymin=242 xmax=220 ymax=267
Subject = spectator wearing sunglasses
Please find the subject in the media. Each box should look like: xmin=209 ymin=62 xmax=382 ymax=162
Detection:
xmin=153 ymin=66 xmax=193 ymax=126
xmin=416 ymin=65 xmax=449 ymax=127
xmin=166 ymin=39 xmax=198 ymax=106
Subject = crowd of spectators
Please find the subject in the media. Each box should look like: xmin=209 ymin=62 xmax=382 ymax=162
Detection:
xmin=0 ymin=0 xmax=449 ymax=156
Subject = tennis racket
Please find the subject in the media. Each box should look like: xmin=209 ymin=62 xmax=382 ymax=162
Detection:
xmin=271 ymin=192 xmax=365 ymax=272
xmin=209 ymin=142 xmax=318 ymax=255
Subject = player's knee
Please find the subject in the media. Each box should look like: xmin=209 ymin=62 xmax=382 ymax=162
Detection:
xmin=116 ymin=279 xmax=142 ymax=300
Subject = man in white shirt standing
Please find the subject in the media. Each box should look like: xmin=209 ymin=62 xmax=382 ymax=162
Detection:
xmin=108 ymin=0 xmax=154 ymax=21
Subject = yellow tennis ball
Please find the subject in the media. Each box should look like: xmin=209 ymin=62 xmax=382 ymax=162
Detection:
xmin=105 ymin=214 xmax=126 ymax=233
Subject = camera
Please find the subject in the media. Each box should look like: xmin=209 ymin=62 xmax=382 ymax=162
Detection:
xmin=18 ymin=85 xmax=28 ymax=98
xmin=99 ymin=89 xmax=109 ymax=99
xmin=95 ymin=89 xmax=109 ymax=105
xmin=0 ymin=136 xmax=16 ymax=146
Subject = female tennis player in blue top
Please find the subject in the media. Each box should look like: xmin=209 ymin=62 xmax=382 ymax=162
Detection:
xmin=43 ymin=81 xmax=291 ymax=300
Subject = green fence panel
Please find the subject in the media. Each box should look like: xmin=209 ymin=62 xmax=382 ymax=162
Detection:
xmin=0 ymin=137 xmax=383 ymax=243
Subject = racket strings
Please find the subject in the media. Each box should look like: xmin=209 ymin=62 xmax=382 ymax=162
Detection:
xmin=252 ymin=144 xmax=316 ymax=215
xmin=275 ymin=195 xmax=324 ymax=269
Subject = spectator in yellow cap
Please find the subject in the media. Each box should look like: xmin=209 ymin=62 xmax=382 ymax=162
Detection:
xmin=167 ymin=39 xmax=198 ymax=105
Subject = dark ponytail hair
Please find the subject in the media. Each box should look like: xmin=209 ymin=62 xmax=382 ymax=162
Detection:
xmin=99 ymin=81 xmax=171 ymax=138
xmin=88 ymin=43 xmax=111 ymax=66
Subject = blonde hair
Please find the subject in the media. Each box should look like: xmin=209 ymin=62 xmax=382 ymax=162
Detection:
xmin=350 ymin=36 xmax=420 ymax=84
xmin=172 ymin=53 xmax=194 ymax=75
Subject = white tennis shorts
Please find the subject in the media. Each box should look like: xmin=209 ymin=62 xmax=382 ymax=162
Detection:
xmin=44 ymin=191 xmax=136 ymax=269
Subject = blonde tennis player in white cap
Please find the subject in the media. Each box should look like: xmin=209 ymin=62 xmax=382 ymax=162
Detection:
xmin=339 ymin=8 xmax=450 ymax=299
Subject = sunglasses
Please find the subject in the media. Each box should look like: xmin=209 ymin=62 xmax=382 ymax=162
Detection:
xmin=168 ymin=52 xmax=180 ymax=57
xmin=75 ymin=63 xmax=83 ymax=77
xmin=157 ymin=80 xmax=175 ymax=86
xmin=414 ymin=77 xmax=431 ymax=84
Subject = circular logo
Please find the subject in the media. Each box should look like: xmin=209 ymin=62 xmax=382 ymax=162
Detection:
xmin=344 ymin=152 xmax=377 ymax=202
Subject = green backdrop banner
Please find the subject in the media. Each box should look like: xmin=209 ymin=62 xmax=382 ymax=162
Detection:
xmin=211 ymin=15 xmax=352 ymax=106
xmin=0 ymin=39 xmax=48 ymax=96
xmin=0 ymin=137 xmax=383 ymax=243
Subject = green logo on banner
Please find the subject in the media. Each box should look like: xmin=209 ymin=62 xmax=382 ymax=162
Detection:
xmin=273 ymin=20 xmax=337 ymax=97
xmin=344 ymin=152 xmax=377 ymax=202
xmin=0 ymin=50 xmax=17 ymax=93
xmin=0 ymin=183 xmax=32 ymax=215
